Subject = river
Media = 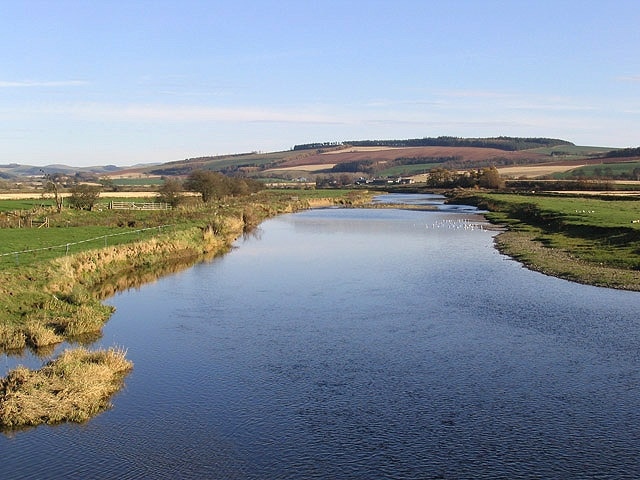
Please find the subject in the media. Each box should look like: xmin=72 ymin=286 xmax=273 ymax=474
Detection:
xmin=2 ymin=194 xmax=639 ymax=479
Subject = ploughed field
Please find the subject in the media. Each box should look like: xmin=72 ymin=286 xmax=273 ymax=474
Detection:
xmin=274 ymin=146 xmax=547 ymax=168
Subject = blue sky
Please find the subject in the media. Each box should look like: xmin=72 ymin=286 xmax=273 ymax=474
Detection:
xmin=2 ymin=0 xmax=639 ymax=166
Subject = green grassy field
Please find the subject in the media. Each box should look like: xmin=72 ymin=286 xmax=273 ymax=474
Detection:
xmin=528 ymin=145 xmax=614 ymax=156
xmin=553 ymin=161 xmax=640 ymax=179
xmin=144 ymin=150 xmax=303 ymax=175
xmin=451 ymin=192 xmax=640 ymax=287
xmin=482 ymin=193 xmax=640 ymax=227
xmin=0 ymin=225 xmax=174 ymax=268
xmin=0 ymin=199 xmax=57 ymax=212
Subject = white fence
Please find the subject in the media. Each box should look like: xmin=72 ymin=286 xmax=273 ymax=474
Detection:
xmin=108 ymin=201 xmax=170 ymax=210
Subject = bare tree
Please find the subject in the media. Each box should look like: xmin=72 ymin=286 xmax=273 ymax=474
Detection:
xmin=157 ymin=178 xmax=184 ymax=207
xmin=41 ymin=171 xmax=64 ymax=213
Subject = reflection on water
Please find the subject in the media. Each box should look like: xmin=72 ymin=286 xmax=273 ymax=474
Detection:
xmin=2 ymin=194 xmax=640 ymax=479
xmin=93 ymin=252 xmax=219 ymax=300
xmin=1 ymin=251 xmax=222 ymax=367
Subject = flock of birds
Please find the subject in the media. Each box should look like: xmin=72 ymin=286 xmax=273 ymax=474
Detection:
xmin=419 ymin=218 xmax=487 ymax=231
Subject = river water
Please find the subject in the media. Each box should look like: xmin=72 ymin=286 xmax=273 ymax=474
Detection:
xmin=2 ymin=194 xmax=640 ymax=479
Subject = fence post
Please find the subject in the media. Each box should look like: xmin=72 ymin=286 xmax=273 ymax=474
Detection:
xmin=66 ymin=243 xmax=70 ymax=255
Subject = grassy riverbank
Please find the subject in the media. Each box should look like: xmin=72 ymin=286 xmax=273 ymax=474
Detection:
xmin=0 ymin=188 xmax=372 ymax=430
xmin=0 ymin=189 xmax=371 ymax=352
xmin=450 ymin=191 xmax=640 ymax=290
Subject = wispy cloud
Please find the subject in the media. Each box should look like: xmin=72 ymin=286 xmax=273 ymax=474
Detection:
xmin=42 ymin=102 xmax=346 ymax=125
xmin=616 ymin=75 xmax=640 ymax=82
xmin=437 ymin=89 xmax=521 ymax=99
xmin=362 ymin=99 xmax=444 ymax=108
xmin=0 ymin=80 xmax=88 ymax=88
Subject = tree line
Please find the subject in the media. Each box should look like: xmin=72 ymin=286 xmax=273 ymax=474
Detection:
xmin=423 ymin=166 xmax=504 ymax=189
xmin=39 ymin=170 xmax=264 ymax=211
xmin=159 ymin=170 xmax=263 ymax=206
xmin=293 ymin=136 xmax=573 ymax=152
xmin=604 ymin=147 xmax=640 ymax=158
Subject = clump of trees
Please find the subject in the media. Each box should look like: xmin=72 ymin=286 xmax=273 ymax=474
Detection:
xmin=315 ymin=174 xmax=357 ymax=188
xmin=604 ymin=146 xmax=640 ymax=158
xmin=344 ymin=136 xmax=573 ymax=151
xmin=426 ymin=166 xmax=504 ymax=189
xmin=68 ymin=184 xmax=101 ymax=210
xmin=180 ymin=170 xmax=263 ymax=203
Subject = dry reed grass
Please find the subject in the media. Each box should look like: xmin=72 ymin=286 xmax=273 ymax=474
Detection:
xmin=0 ymin=347 xmax=133 ymax=429
xmin=0 ymin=325 xmax=26 ymax=351
xmin=22 ymin=320 xmax=64 ymax=349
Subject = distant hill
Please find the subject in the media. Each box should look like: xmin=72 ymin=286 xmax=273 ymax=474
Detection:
xmin=134 ymin=137 xmax=586 ymax=178
xmin=0 ymin=163 xmax=123 ymax=178
xmin=1 ymin=137 xmax=631 ymax=182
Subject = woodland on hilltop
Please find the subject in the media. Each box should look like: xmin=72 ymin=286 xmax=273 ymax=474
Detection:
xmin=294 ymin=136 xmax=574 ymax=152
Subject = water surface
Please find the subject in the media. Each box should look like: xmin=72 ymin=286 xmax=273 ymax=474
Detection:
xmin=2 ymin=194 xmax=639 ymax=479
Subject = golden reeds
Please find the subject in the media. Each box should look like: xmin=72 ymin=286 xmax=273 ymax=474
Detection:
xmin=0 ymin=347 xmax=133 ymax=429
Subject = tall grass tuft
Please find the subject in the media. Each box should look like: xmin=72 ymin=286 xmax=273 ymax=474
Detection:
xmin=0 ymin=325 xmax=26 ymax=351
xmin=60 ymin=305 xmax=108 ymax=337
xmin=0 ymin=347 xmax=133 ymax=429
xmin=22 ymin=320 xmax=63 ymax=349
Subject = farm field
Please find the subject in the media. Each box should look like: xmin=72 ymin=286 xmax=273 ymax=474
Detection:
xmin=497 ymin=163 xmax=586 ymax=178
xmin=0 ymin=191 xmax=161 ymax=200
xmin=275 ymin=146 xmax=548 ymax=168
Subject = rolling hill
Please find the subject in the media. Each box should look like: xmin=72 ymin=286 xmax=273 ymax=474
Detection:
xmin=1 ymin=137 xmax=632 ymax=183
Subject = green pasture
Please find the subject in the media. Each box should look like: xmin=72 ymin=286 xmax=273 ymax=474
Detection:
xmin=553 ymin=161 xmax=640 ymax=179
xmin=528 ymin=145 xmax=614 ymax=156
xmin=0 ymin=224 xmax=173 ymax=268
xmin=0 ymin=198 xmax=57 ymax=212
xmin=483 ymin=193 xmax=640 ymax=227
xmin=147 ymin=150 xmax=302 ymax=175
xmin=466 ymin=192 xmax=640 ymax=269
